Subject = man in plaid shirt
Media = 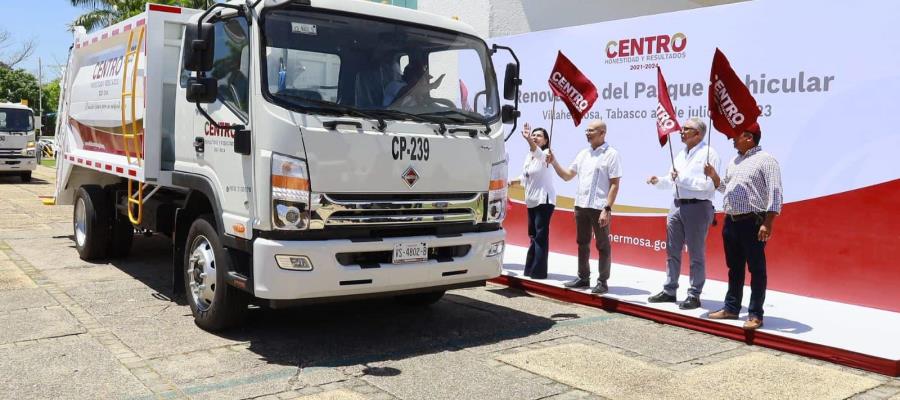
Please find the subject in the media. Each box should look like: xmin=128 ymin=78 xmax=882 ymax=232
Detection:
xmin=703 ymin=122 xmax=783 ymax=330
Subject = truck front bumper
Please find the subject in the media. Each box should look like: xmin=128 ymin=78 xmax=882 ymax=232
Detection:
xmin=0 ymin=157 xmax=36 ymax=172
xmin=252 ymin=229 xmax=505 ymax=300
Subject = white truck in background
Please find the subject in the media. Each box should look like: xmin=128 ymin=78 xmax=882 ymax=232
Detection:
xmin=54 ymin=0 xmax=522 ymax=331
xmin=0 ymin=102 xmax=38 ymax=182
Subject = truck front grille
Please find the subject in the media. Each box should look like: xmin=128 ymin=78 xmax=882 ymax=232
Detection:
xmin=310 ymin=193 xmax=485 ymax=229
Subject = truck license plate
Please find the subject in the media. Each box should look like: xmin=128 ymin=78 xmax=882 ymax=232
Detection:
xmin=392 ymin=242 xmax=428 ymax=264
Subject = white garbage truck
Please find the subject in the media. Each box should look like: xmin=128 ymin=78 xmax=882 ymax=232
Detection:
xmin=53 ymin=0 xmax=522 ymax=330
xmin=0 ymin=102 xmax=38 ymax=182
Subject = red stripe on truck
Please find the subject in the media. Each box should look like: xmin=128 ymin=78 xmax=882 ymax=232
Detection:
xmin=149 ymin=4 xmax=181 ymax=13
xmin=116 ymin=167 xmax=124 ymax=173
xmin=128 ymin=170 xmax=137 ymax=177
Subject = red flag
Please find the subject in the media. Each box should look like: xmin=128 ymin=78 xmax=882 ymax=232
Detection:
xmin=459 ymin=79 xmax=471 ymax=111
xmin=708 ymin=48 xmax=761 ymax=138
xmin=548 ymin=51 xmax=598 ymax=127
xmin=655 ymin=66 xmax=681 ymax=147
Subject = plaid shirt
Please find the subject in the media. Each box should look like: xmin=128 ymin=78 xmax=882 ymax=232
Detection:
xmin=717 ymin=146 xmax=783 ymax=215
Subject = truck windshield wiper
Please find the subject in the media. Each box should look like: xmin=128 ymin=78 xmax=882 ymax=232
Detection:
xmin=276 ymin=94 xmax=387 ymax=131
xmin=416 ymin=109 xmax=487 ymax=124
xmin=416 ymin=110 xmax=491 ymax=134
xmin=367 ymin=109 xmax=451 ymax=134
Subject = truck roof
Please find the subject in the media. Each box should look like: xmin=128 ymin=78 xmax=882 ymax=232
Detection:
xmin=72 ymin=1 xmax=484 ymax=48
xmin=306 ymin=0 xmax=482 ymax=39
xmin=0 ymin=102 xmax=33 ymax=111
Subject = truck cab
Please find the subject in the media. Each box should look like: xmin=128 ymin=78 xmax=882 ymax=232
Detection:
xmin=0 ymin=102 xmax=38 ymax=182
xmin=56 ymin=0 xmax=521 ymax=331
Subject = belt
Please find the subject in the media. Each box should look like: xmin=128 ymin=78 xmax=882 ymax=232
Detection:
xmin=675 ymin=198 xmax=708 ymax=205
xmin=727 ymin=212 xmax=765 ymax=222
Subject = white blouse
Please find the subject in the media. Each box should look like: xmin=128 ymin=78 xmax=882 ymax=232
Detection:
xmin=516 ymin=148 xmax=557 ymax=208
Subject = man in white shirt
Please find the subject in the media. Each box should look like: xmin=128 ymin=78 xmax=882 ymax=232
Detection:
xmin=547 ymin=120 xmax=622 ymax=294
xmin=646 ymin=117 xmax=721 ymax=310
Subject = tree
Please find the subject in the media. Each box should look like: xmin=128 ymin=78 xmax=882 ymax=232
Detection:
xmin=0 ymin=67 xmax=40 ymax=107
xmin=0 ymin=29 xmax=35 ymax=69
xmin=71 ymin=0 xmax=215 ymax=32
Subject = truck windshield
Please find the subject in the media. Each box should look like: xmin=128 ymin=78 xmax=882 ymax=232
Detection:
xmin=262 ymin=8 xmax=500 ymax=125
xmin=0 ymin=108 xmax=34 ymax=132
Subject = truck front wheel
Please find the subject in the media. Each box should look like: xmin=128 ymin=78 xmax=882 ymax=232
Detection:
xmin=73 ymin=186 xmax=110 ymax=260
xmin=183 ymin=215 xmax=248 ymax=331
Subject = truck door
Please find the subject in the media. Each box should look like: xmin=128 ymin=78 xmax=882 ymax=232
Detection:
xmin=187 ymin=17 xmax=255 ymax=238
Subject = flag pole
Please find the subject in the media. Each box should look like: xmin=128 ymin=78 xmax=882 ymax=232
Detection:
xmin=548 ymin=95 xmax=557 ymax=147
xmin=706 ymin=111 xmax=713 ymax=165
xmin=667 ymin=134 xmax=681 ymax=200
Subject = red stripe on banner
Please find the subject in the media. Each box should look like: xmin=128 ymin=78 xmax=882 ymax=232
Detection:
xmin=149 ymin=3 xmax=182 ymax=13
xmin=503 ymin=179 xmax=900 ymax=313
xmin=136 ymin=19 xmax=146 ymax=27
xmin=124 ymin=24 xmax=132 ymax=32
xmin=92 ymin=37 xmax=98 ymax=43
xmin=492 ymin=275 xmax=900 ymax=377
xmin=115 ymin=167 xmax=124 ymax=174
xmin=128 ymin=170 xmax=137 ymax=177
xmin=113 ymin=28 xmax=120 ymax=35
xmin=77 ymin=158 xmax=83 ymax=163
xmin=105 ymin=165 xmax=112 ymax=171
xmin=101 ymin=33 xmax=108 ymax=39
xmin=86 ymin=160 xmax=92 ymax=166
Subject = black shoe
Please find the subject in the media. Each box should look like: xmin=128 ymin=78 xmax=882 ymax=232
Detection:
xmin=679 ymin=295 xmax=701 ymax=310
xmin=648 ymin=291 xmax=677 ymax=303
xmin=530 ymin=274 xmax=548 ymax=280
xmin=591 ymin=284 xmax=608 ymax=294
xmin=564 ymin=278 xmax=589 ymax=288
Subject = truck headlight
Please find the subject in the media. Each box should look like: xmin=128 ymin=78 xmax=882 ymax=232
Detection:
xmin=272 ymin=153 xmax=310 ymax=230
xmin=486 ymin=158 xmax=508 ymax=223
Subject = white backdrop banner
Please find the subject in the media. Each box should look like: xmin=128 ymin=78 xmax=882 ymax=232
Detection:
xmin=486 ymin=0 xmax=900 ymax=211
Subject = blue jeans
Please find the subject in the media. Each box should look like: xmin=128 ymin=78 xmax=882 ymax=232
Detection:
xmin=722 ymin=215 xmax=767 ymax=318
xmin=525 ymin=204 xmax=555 ymax=278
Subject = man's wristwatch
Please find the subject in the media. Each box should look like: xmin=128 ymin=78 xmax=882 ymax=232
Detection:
xmin=603 ymin=205 xmax=612 ymax=212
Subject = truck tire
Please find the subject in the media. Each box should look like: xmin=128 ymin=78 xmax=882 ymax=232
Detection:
xmin=108 ymin=216 xmax=134 ymax=258
xmin=21 ymin=172 xmax=32 ymax=183
xmin=183 ymin=214 xmax=248 ymax=331
xmin=73 ymin=186 xmax=110 ymax=260
xmin=395 ymin=290 xmax=445 ymax=306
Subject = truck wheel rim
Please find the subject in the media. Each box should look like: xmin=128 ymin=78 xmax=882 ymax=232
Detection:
xmin=74 ymin=198 xmax=87 ymax=247
xmin=187 ymin=235 xmax=216 ymax=312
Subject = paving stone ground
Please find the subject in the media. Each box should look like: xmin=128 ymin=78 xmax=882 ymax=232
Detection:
xmin=0 ymin=166 xmax=897 ymax=400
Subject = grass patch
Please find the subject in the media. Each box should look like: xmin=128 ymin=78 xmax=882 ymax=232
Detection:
xmin=40 ymin=158 xmax=56 ymax=168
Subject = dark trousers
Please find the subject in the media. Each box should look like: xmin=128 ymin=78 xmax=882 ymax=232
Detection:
xmin=722 ymin=216 xmax=767 ymax=318
xmin=574 ymin=207 xmax=611 ymax=288
xmin=524 ymin=204 xmax=555 ymax=278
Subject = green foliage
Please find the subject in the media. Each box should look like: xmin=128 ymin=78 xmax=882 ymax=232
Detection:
xmin=0 ymin=67 xmax=40 ymax=107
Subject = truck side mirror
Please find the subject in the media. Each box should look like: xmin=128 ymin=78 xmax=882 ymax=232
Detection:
xmin=501 ymin=105 xmax=520 ymax=124
xmin=503 ymin=63 xmax=520 ymax=101
xmin=186 ymin=77 xmax=218 ymax=103
xmin=183 ymin=22 xmax=215 ymax=71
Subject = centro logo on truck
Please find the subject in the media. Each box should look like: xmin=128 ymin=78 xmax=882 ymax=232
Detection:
xmin=605 ymin=33 xmax=687 ymax=64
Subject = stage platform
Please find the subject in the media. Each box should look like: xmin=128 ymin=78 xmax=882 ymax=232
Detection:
xmin=495 ymin=244 xmax=900 ymax=377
